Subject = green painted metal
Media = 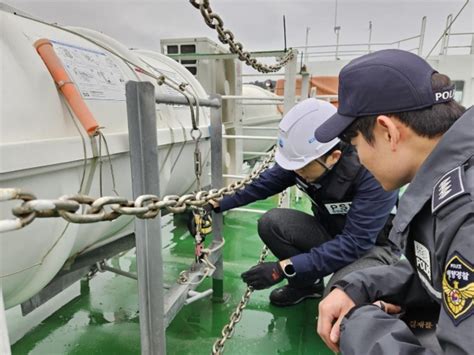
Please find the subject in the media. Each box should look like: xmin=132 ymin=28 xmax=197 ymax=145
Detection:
xmin=211 ymin=279 xmax=225 ymax=303
xmin=11 ymin=192 xmax=332 ymax=354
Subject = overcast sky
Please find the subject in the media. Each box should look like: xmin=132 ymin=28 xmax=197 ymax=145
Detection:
xmin=4 ymin=0 xmax=473 ymax=65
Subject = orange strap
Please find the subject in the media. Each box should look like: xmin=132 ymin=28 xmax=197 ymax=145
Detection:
xmin=34 ymin=39 xmax=99 ymax=136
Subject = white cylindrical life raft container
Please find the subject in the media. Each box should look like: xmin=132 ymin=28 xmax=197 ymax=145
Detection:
xmin=0 ymin=8 xmax=211 ymax=309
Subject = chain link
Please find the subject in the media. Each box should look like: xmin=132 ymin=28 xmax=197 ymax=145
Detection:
xmin=0 ymin=148 xmax=276 ymax=233
xmin=189 ymin=0 xmax=295 ymax=73
xmin=211 ymin=190 xmax=286 ymax=354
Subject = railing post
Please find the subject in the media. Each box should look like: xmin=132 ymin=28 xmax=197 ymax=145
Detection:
xmin=283 ymin=50 xmax=298 ymax=115
xmin=300 ymin=70 xmax=311 ymax=101
xmin=471 ymin=33 xmax=474 ymax=54
xmin=440 ymin=14 xmax=453 ymax=55
xmin=418 ymin=16 xmax=427 ymax=56
xmin=209 ymin=94 xmax=225 ymax=302
xmin=368 ymin=21 xmax=373 ymax=54
xmin=335 ymin=28 xmax=341 ymax=60
xmin=126 ymin=81 xmax=166 ymax=355
xmin=444 ymin=14 xmax=453 ymax=55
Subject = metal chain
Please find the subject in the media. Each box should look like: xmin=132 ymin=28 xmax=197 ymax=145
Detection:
xmin=0 ymin=147 xmax=276 ymax=233
xmin=189 ymin=0 xmax=295 ymax=73
xmin=211 ymin=190 xmax=287 ymax=355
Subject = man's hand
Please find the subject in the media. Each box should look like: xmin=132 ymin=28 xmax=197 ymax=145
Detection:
xmin=317 ymin=288 xmax=355 ymax=353
xmin=241 ymin=262 xmax=284 ymax=290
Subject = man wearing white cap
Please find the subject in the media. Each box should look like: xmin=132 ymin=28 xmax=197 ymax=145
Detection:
xmin=202 ymin=98 xmax=400 ymax=306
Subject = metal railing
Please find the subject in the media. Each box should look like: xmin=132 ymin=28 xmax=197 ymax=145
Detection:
xmin=439 ymin=30 xmax=474 ymax=55
xmin=295 ymin=16 xmax=427 ymax=61
xmin=297 ymin=10 xmax=473 ymax=61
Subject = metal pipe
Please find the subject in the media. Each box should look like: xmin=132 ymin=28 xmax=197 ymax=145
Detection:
xmin=238 ymin=102 xmax=283 ymax=106
xmin=335 ymin=28 xmax=341 ymax=59
xmin=305 ymin=52 xmax=372 ymax=58
xmin=300 ymin=71 xmax=310 ymax=100
xmin=155 ymin=93 xmax=221 ymax=108
xmin=418 ymin=16 xmax=427 ymax=56
xmin=126 ymin=81 xmax=166 ymax=354
xmin=304 ymin=27 xmax=310 ymax=67
xmin=448 ymin=32 xmax=474 ymax=36
xmin=446 ymin=45 xmax=473 ymax=49
xmin=184 ymin=289 xmax=214 ymax=305
xmin=445 ymin=14 xmax=454 ymax=55
xmin=471 ymin=33 xmax=474 ymax=54
xmin=368 ymin=21 xmax=373 ymax=53
xmin=99 ymin=263 xmax=138 ymax=280
xmin=99 ymin=264 xmax=170 ymax=290
xmin=232 ymin=208 xmax=268 ymax=214
xmin=242 ymin=126 xmax=279 ymax=130
xmin=243 ymin=151 xmax=274 ymax=156
xmin=210 ymin=94 xmax=225 ymax=302
xmin=397 ymin=34 xmax=422 ymax=43
xmin=222 ymin=134 xmax=277 ymax=141
xmin=221 ymin=95 xmax=283 ymax=101
xmin=305 ymin=49 xmax=369 ymax=55
xmin=283 ymin=50 xmax=298 ymax=114
xmin=241 ymin=73 xmax=285 ymax=77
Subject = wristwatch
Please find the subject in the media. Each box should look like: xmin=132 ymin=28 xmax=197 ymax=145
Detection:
xmin=280 ymin=259 xmax=296 ymax=278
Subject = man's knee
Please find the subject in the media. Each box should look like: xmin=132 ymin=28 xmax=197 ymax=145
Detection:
xmin=257 ymin=208 xmax=283 ymax=243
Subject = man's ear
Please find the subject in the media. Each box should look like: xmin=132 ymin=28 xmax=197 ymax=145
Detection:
xmin=326 ymin=150 xmax=342 ymax=166
xmin=376 ymin=115 xmax=400 ymax=151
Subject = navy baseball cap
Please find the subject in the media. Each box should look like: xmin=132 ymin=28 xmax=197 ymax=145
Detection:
xmin=315 ymin=49 xmax=455 ymax=143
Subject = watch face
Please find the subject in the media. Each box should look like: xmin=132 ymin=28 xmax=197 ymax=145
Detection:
xmin=284 ymin=264 xmax=296 ymax=277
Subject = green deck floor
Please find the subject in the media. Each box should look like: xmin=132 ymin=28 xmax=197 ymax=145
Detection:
xmin=11 ymin=193 xmax=333 ymax=354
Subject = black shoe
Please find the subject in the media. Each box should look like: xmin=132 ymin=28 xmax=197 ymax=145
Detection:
xmin=312 ymin=279 xmax=325 ymax=294
xmin=269 ymin=282 xmax=323 ymax=307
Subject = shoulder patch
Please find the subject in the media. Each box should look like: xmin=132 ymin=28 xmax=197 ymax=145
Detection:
xmin=432 ymin=166 xmax=467 ymax=213
xmin=442 ymin=252 xmax=474 ymax=326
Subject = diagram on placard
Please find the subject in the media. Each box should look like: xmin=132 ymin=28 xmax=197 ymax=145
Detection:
xmin=53 ymin=41 xmax=126 ymax=101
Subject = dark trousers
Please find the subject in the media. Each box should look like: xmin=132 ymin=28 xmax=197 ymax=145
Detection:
xmin=257 ymin=208 xmax=399 ymax=295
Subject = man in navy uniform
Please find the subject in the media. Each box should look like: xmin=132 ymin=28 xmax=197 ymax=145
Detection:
xmin=199 ymin=98 xmax=400 ymax=307
xmin=315 ymin=49 xmax=473 ymax=353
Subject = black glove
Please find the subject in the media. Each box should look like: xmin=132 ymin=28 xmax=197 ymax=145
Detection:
xmin=187 ymin=203 xmax=214 ymax=237
xmin=241 ymin=262 xmax=284 ymax=290
xmin=200 ymin=203 xmax=215 ymax=214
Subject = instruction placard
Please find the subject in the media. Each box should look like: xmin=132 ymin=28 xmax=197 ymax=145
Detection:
xmin=52 ymin=40 xmax=126 ymax=101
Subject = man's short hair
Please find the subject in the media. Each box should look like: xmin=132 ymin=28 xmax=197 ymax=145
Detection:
xmin=340 ymin=73 xmax=466 ymax=144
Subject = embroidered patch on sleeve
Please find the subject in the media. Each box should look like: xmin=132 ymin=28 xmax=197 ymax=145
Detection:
xmin=442 ymin=252 xmax=474 ymax=326
xmin=432 ymin=166 xmax=467 ymax=213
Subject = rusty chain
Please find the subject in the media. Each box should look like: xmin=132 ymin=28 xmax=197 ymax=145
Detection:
xmin=211 ymin=190 xmax=287 ymax=355
xmin=0 ymin=147 xmax=276 ymax=233
xmin=189 ymin=0 xmax=295 ymax=73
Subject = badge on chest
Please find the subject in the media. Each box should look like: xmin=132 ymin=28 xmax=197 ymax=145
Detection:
xmin=324 ymin=202 xmax=352 ymax=215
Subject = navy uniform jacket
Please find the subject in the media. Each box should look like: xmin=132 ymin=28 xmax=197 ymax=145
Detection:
xmin=218 ymin=146 xmax=399 ymax=280
xmin=337 ymin=108 xmax=474 ymax=354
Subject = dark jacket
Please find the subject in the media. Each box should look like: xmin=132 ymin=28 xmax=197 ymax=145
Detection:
xmin=218 ymin=146 xmax=399 ymax=279
xmin=337 ymin=108 xmax=474 ymax=354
